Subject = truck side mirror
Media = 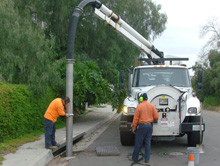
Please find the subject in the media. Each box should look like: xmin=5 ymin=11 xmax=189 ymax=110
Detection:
xmin=119 ymin=70 xmax=124 ymax=89
xmin=197 ymin=69 xmax=203 ymax=89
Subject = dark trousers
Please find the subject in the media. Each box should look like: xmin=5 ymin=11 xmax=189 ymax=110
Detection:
xmin=132 ymin=123 xmax=153 ymax=162
xmin=44 ymin=118 xmax=57 ymax=148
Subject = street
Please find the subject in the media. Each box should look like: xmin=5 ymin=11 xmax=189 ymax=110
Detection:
xmin=49 ymin=109 xmax=220 ymax=166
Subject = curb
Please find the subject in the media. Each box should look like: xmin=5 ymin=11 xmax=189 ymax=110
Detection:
xmin=45 ymin=112 xmax=121 ymax=165
xmin=52 ymin=132 xmax=85 ymax=156
xmin=32 ymin=150 xmax=53 ymax=166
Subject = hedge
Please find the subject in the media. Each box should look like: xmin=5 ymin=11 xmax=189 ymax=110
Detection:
xmin=0 ymin=81 xmax=57 ymax=142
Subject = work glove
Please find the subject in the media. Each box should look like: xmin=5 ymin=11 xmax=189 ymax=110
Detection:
xmin=131 ymin=128 xmax=136 ymax=134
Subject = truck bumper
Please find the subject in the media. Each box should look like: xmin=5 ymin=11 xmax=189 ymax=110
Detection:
xmin=120 ymin=121 xmax=206 ymax=133
xmin=181 ymin=122 xmax=205 ymax=132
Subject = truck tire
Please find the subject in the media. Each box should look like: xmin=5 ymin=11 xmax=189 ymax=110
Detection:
xmin=187 ymin=116 xmax=204 ymax=146
xmin=187 ymin=131 xmax=203 ymax=146
xmin=120 ymin=131 xmax=135 ymax=146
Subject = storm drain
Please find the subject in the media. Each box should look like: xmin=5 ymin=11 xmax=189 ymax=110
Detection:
xmin=96 ymin=146 xmax=120 ymax=156
xmin=168 ymin=152 xmax=186 ymax=157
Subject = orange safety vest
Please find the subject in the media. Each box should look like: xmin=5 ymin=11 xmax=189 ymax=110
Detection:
xmin=132 ymin=101 xmax=159 ymax=130
xmin=44 ymin=98 xmax=65 ymax=123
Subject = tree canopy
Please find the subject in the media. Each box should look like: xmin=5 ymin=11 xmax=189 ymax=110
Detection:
xmin=0 ymin=0 xmax=167 ymax=111
xmin=12 ymin=0 xmax=167 ymax=83
xmin=0 ymin=0 xmax=63 ymax=94
xmin=192 ymin=18 xmax=220 ymax=103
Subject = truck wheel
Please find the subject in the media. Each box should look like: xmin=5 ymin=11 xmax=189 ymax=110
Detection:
xmin=120 ymin=131 xmax=135 ymax=146
xmin=187 ymin=131 xmax=203 ymax=146
xmin=187 ymin=116 xmax=204 ymax=146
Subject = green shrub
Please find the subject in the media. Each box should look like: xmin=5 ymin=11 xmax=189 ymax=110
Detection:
xmin=203 ymin=96 xmax=220 ymax=108
xmin=0 ymin=82 xmax=57 ymax=142
xmin=73 ymin=61 xmax=112 ymax=110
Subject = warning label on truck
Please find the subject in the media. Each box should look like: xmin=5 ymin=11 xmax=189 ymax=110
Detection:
xmin=168 ymin=121 xmax=175 ymax=127
xmin=161 ymin=118 xmax=175 ymax=127
xmin=161 ymin=118 xmax=168 ymax=127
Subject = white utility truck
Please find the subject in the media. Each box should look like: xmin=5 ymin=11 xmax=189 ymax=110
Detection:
xmin=71 ymin=0 xmax=205 ymax=147
xmin=119 ymin=60 xmax=205 ymax=146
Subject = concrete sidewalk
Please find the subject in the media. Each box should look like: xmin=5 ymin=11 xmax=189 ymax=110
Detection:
xmin=2 ymin=105 xmax=119 ymax=166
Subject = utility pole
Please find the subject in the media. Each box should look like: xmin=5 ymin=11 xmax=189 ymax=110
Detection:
xmin=65 ymin=59 xmax=74 ymax=157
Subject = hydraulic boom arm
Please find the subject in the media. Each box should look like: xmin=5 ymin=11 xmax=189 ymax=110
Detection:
xmin=93 ymin=4 xmax=163 ymax=59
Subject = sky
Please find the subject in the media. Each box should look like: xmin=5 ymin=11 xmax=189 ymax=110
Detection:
xmin=152 ymin=0 xmax=220 ymax=67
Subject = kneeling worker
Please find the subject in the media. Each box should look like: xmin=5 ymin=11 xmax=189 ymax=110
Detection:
xmin=131 ymin=93 xmax=159 ymax=163
xmin=44 ymin=97 xmax=70 ymax=149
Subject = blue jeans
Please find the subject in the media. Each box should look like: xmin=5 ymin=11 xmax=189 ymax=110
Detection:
xmin=132 ymin=123 xmax=153 ymax=162
xmin=44 ymin=118 xmax=57 ymax=148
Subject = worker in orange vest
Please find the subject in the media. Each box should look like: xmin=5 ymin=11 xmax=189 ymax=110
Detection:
xmin=130 ymin=93 xmax=159 ymax=163
xmin=44 ymin=97 xmax=70 ymax=149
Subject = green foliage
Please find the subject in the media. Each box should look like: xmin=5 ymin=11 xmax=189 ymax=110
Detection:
xmin=13 ymin=0 xmax=167 ymax=86
xmin=0 ymin=0 xmax=168 ymax=138
xmin=73 ymin=60 xmax=126 ymax=112
xmin=209 ymin=50 xmax=220 ymax=68
xmin=107 ymin=0 xmax=167 ymax=40
xmin=0 ymin=82 xmax=57 ymax=142
xmin=203 ymin=96 xmax=220 ymax=108
xmin=204 ymin=50 xmax=220 ymax=98
xmin=14 ymin=0 xmax=79 ymax=57
xmin=111 ymin=88 xmax=127 ymax=113
xmin=74 ymin=0 xmax=167 ymax=84
xmin=0 ymin=0 xmax=63 ymax=95
xmin=73 ymin=61 xmax=112 ymax=110
xmin=192 ymin=49 xmax=220 ymax=103
xmin=196 ymin=18 xmax=220 ymax=106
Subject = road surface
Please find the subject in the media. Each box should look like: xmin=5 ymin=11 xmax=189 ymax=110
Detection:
xmin=48 ymin=109 xmax=220 ymax=166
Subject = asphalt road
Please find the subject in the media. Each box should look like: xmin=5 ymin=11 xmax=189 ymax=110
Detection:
xmin=53 ymin=109 xmax=220 ymax=166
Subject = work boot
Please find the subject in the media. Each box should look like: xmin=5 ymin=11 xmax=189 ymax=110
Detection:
xmin=138 ymin=160 xmax=149 ymax=165
xmin=47 ymin=146 xmax=55 ymax=149
xmin=55 ymin=143 xmax=60 ymax=147
xmin=128 ymin=156 xmax=133 ymax=161
xmin=128 ymin=157 xmax=138 ymax=163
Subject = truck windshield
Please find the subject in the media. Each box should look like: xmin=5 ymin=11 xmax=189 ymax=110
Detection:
xmin=132 ymin=67 xmax=191 ymax=87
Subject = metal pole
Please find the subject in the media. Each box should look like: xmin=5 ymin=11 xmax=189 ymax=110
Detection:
xmin=66 ymin=59 xmax=74 ymax=157
xmin=65 ymin=0 xmax=101 ymax=157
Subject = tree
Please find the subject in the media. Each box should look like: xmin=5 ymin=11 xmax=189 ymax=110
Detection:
xmin=3 ymin=0 xmax=167 ymax=112
xmin=75 ymin=0 xmax=167 ymax=84
xmin=199 ymin=17 xmax=220 ymax=62
xmin=109 ymin=0 xmax=167 ymax=41
xmin=192 ymin=50 xmax=220 ymax=101
xmin=0 ymin=0 xmax=63 ymax=94
xmin=14 ymin=0 xmax=79 ymax=57
xmin=208 ymin=50 xmax=220 ymax=98
xmin=73 ymin=61 xmax=112 ymax=111
xmin=14 ymin=0 xmax=167 ymax=84
xmin=194 ymin=17 xmax=220 ymax=103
